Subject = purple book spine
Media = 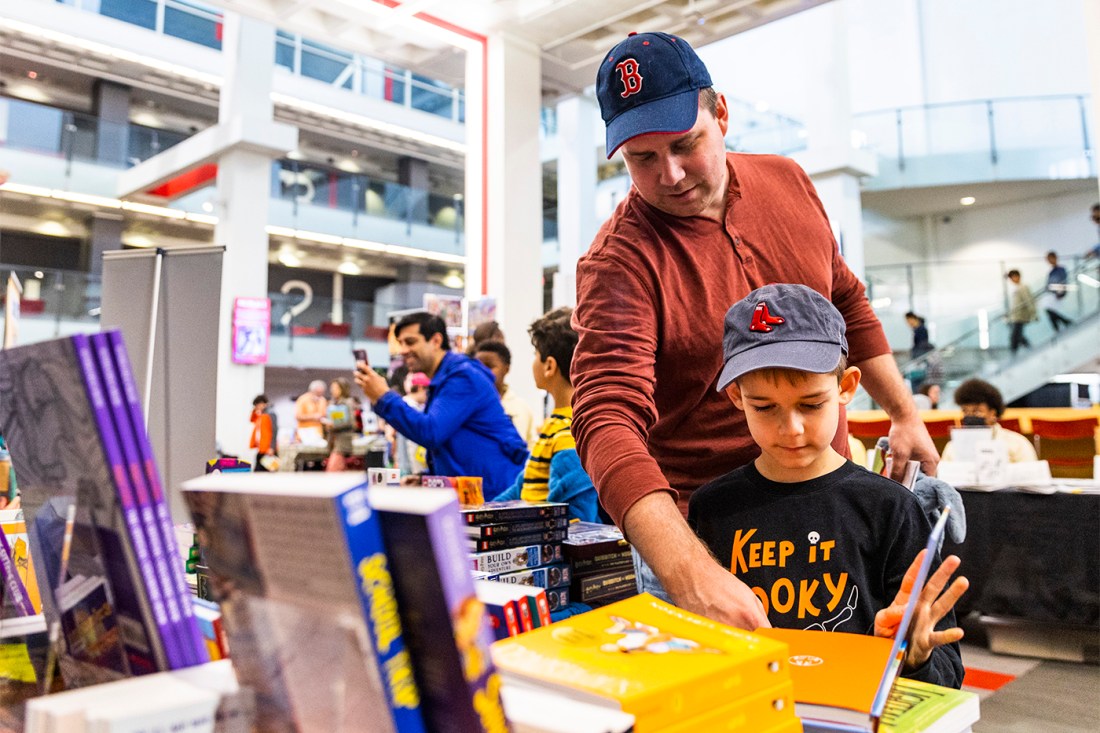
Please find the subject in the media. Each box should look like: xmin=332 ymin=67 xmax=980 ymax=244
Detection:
xmin=105 ymin=330 xmax=208 ymax=664
xmin=91 ymin=333 xmax=193 ymax=668
xmin=70 ymin=334 xmax=180 ymax=669
xmin=0 ymin=528 xmax=35 ymax=616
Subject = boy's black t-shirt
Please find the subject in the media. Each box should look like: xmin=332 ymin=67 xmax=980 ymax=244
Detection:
xmin=688 ymin=460 xmax=964 ymax=688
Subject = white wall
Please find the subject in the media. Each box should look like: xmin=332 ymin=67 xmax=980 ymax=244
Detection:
xmin=699 ymin=0 xmax=1093 ymax=118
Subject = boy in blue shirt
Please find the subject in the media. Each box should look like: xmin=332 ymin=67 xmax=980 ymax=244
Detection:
xmin=496 ymin=307 xmax=601 ymax=522
xmin=689 ymin=284 xmax=968 ymax=687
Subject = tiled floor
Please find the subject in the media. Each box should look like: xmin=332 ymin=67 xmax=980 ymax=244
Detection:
xmin=960 ymin=642 xmax=1100 ymax=732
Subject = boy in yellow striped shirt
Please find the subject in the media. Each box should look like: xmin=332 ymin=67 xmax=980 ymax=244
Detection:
xmin=495 ymin=307 xmax=602 ymax=522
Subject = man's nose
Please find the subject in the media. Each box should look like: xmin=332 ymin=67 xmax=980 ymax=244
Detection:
xmin=658 ymin=155 xmax=686 ymax=187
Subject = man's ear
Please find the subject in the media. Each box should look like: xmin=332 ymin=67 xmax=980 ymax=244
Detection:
xmin=725 ymin=382 xmax=745 ymax=410
xmin=838 ymin=366 xmax=862 ymax=405
xmin=714 ymin=92 xmax=730 ymax=136
xmin=429 ymin=331 xmax=444 ymax=349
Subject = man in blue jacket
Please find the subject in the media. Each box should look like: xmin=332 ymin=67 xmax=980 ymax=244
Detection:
xmin=355 ymin=312 xmax=527 ymax=498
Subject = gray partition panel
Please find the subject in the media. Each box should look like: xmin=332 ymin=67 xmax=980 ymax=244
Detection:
xmin=101 ymin=246 xmax=224 ymax=523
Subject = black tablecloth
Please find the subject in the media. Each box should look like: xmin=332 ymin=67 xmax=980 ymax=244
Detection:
xmin=944 ymin=489 xmax=1100 ymax=626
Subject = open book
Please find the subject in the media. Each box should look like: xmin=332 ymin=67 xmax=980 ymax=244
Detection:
xmin=756 ymin=508 xmax=962 ymax=732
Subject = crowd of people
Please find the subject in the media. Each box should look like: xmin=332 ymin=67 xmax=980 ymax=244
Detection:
xmin=238 ymin=30 xmax=1099 ymax=696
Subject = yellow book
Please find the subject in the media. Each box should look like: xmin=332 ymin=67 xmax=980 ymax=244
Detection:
xmin=0 ymin=514 xmax=41 ymax=613
xmin=490 ymin=593 xmax=792 ymax=732
xmin=660 ymin=680 xmax=798 ymax=733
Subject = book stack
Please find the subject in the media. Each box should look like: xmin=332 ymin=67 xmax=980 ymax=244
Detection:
xmin=465 ymin=501 xmax=571 ymax=613
xmin=562 ymin=522 xmax=636 ymax=608
xmin=474 ymin=580 xmax=553 ymax=640
xmin=422 ymin=475 xmax=485 ymax=505
xmin=492 ymin=593 xmax=800 ymax=733
xmin=183 ymin=474 xmax=510 ymax=733
xmin=0 ymin=331 xmax=208 ymax=688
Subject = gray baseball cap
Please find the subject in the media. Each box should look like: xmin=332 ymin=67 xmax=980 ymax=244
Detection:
xmin=716 ymin=283 xmax=848 ymax=392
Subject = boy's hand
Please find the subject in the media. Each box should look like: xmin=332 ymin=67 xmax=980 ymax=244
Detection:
xmin=873 ymin=550 xmax=969 ymax=670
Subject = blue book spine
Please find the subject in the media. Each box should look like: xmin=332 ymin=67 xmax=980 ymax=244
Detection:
xmin=105 ymin=329 xmax=209 ymax=665
xmin=334 ymin=484 xmax=428 ymax=733
xmin=91 ymin=332 xmax=193 ymax=668
xmin=70 ymin=334 xmax=179 ymax=669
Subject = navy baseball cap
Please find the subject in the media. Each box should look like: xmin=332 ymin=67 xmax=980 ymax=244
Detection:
xmin=596 ymin=32 xmax=713 ymax=158
xmin=716 ymin=284 xmax=849 ymax=392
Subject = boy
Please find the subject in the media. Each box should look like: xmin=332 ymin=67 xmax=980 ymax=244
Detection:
xmin=688 ymin=284 xmax=967 ymax=688
xmin=474 ymin=340 xmax=539 ymax=447
xmin=495 ymin=307 xmax=601 ymax=523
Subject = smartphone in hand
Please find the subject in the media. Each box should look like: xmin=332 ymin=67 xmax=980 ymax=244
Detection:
xmin=353 ymin=349 xmax=369 ymax=370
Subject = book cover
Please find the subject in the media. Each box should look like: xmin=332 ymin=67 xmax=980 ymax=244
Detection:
xmin=572 ymin=567 xmax=637 ymax=603
xmin=468 ymin=530 xmax=567 ymax=553
xmin=56 ymin=575 xmax=129 ymax=675
xmin=461 ymin=502 xmax=569 ymax=526
xmin=74 ymin=334 xmax=186 ymax=669
xmin=105 ymin=330 xmax=209 ymax=666
xmin=463 ymin=517 xmax=569 ymax=539
xmin=570 ymin=551 xmax=634 ymax=577
xmin=490 ymin=593 xmax=792 ymax=731
xmin=182 ymin=472 xmax=427 ymax=733
xmin=0 ymin=523 xmax=35 ymax=617
xmin=562 ymin=522 xmax=630 ymax=561
xmin=754 ymin=627 xmax=893 ymax=728
xmin=368 ymin=485 xmax=510 ymax=733
xmin=544 ymin=588 xmax=569 ymax=614
xmin=659 ymin=681 xmax=798 ymax=733
xmin=0 ymin=509 xmax=42 ymax=614
xmin=878 ymin=677 xmax=979 ymax=733
xmin=422 ymin=476 xmax=485 ymax=506
xmin=474 ymin=581 xmax=524 ymax=641
xmin=0 ymin=334 xmax=168 ymax=683
xmin=489 ymin=563 xmax=571 ymax=590
xmin=470 ymin=544 xmax=564 ymax=575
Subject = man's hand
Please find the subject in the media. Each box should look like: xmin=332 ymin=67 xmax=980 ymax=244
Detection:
xmin=887 ymin=412 xmax=939 ymax=480
xmin=855 ymin=353 xmax=940 ymax=479
xmin=874 ymin=550 xmax=968 ymax=670
xmin=355 ymin=362 xmax=390 ymax=403
xmin=623 ymin=492 xmax=770 ymax=630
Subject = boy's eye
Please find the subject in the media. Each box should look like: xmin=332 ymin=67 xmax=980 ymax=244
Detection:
xmin=750 ymin=404 xmax=775 ymax=413
xmin=802 ymin=402 xmax=825 ymax=411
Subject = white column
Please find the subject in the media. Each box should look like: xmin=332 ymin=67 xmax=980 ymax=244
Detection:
xmin=553 ymin=94 xmax=600 ymax=308
xmin=213 ymin=14 xmax=277 ymax=460
xmin=792 ymin=0 xmax=875 ymax=280
xmin=332 ymin=272 xmax=344 ymax=325
xmin=463 ymin=45 xmax=486 ymax=299
xmin=1086 ymin=0 xmax=1100 ymax=204
xmin=482 ymin=32 xmax=543 ymax=415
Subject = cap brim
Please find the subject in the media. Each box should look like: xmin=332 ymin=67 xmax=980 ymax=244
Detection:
xmin=606 ymin=87 xmax=701 ymax=158
xmin=716 ymin=342 xmax=843 ymax=393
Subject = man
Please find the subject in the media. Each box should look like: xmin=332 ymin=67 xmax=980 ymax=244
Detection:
xmin=570 ymin=31 xmax=938 ymax=630
xmin=355 ymin=312 xmax=527 ymax=498
xmin=294 ymin=379 xmax=327 ymax=441
xmin=1043 ymin=251 xmax=1072 ymax=331
xmin=474 ymin=340 xmax=538 ymax=446
xmin=1005 ymin=269 xmax=1037 ymax=354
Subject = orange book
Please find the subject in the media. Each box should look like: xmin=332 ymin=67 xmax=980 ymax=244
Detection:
xmin=660 ymin=681 xmax=799 ymax=733
xmin=0 ymin=512 xmax=42 ymax=613
xmin=755 ymin=627 xmax=893 ymax=729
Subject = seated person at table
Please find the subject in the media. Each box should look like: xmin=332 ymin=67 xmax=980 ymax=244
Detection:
xmin=941 ymin=378 xmax=1036 ymax=463
xmin=495 ymin=307 xmax=601 ymax=523
xmin=689 ymin=284 xmax=967 ymax=688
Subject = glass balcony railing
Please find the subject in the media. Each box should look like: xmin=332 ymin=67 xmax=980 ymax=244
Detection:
xmin=865 ymin=254 xmax=1095 ymax=352
xmin=725 ymin=98 xmax=808 ymax=156
xmin=891 ymin=258 xmax=1100 ymax=393
xmin=0 ymin=96 xmax=190 ymax=169
xmin=267 ymin=160 xmax=465 ymax=252
xmin=853 ymin=94 xmax=1095 ymax=189
xmin=55 ymin=0 xmax=465 ymax=122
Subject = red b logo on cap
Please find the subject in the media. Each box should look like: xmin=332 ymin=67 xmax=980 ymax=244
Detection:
xmin=616 ymin=59 xmax=643 ymax=98
xmin=750 ymin=302 xmax=785 ymax=333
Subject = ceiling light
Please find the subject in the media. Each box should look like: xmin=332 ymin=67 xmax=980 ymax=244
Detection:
xmin=278 ymin=250 xmax=302 ymax=268
xmin=960 ymin=196 xmax=976 ymax=206
xmin=33 ymin=271 xmax=44 ymax=279
xmin=27 ymin=71 xmax=37 ymax=80
xmin=441 ymin=270 xmax=464 ymax=289
xmin=201 ymin=201 xmax=214 ymax=213
xmin=286 ymin=150 xmax=305 ymax=161
xmin=337 ymin=260 xmax=362 ymax=276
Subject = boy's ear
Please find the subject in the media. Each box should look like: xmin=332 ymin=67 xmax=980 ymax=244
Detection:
xmin=725 ymin=382 xmax=745 ymax=410
xmin=838 ymin=366 xmax=862 ymax=405
xmin=544 ymin=355 xmax=559 ymax=379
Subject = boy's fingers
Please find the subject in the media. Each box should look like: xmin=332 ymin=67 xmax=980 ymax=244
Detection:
xmin=930 ymin=576 xmax=970 ymax=621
